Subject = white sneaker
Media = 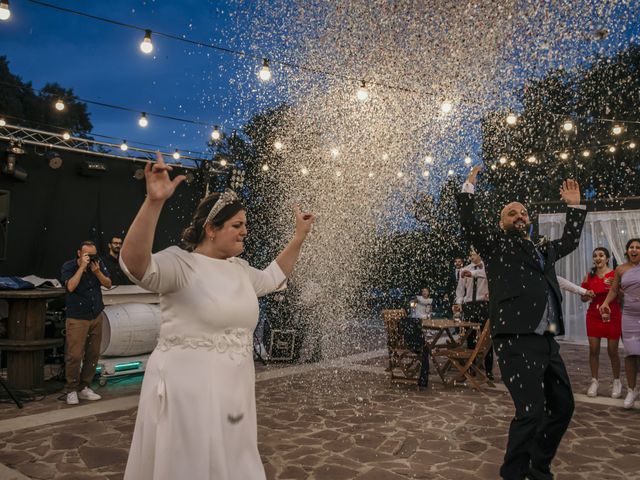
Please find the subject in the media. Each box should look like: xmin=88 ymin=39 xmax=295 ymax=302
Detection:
xmin=78 ymin=387 xmax=101 ymax=401
xmin=623 ymin=388 xmax=638 ymax=409
xmin=586 ymin=378 xmax=599 ymax=397
xmin=66 ymin=391 xmax=79 ymax=405
xmin=612 ymin=379 xmax=623 ymax=399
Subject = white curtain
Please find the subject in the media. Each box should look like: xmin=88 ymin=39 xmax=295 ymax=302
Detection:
xmin=539 ymin=209 xmax=640 ymax=343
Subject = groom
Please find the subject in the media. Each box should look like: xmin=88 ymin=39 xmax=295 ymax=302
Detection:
xmin=458 ymin=166 xmax=586 ymax=480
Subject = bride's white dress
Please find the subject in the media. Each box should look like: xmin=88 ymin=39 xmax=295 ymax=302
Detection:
xmin=120 ymin=246 xmax=286 ymax=480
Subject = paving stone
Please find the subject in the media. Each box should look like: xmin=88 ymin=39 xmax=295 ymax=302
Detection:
xmin=78 ymin=446 xmax=129 ymax=469
xmin=0 ymin=450 xmax=35 ymax=465
xmin=17 ymin=462 xmax=57 ymax=479
xmin=52 ymin=433 xmax=87 ymax=450
xmin=355 ymin=467 xmax=407 ymax=479
xmin=313 ymin=464 xmax=360 ymax=480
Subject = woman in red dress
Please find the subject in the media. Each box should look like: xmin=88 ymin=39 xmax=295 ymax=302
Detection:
xmin=581 ymin=247 xmax=622 ymax=398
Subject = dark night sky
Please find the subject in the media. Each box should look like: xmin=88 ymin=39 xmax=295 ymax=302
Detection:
xmin=0 ymin=0 xmax=266 ymax=156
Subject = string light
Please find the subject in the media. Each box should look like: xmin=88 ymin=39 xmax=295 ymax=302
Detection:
xmin=356 ymin=81 xmax=369 ymax=102
xmin=424 ymin=155 xmax=433 ymax=164
xmin=211 ymin=126 xmax=221 ymax=141
xmin=381 ymin=153 xmax=389 ymax=161
xmin=140 ymin=29 xmax=153 ymax=54
xmin=0 ymin=117 xmax=6 ymax=126
xmin=0 ymin=0 xmax=10 ymax=21
xmin=629 ymin=141 xmax=637 ymax=149
xmin=219 ymin=158 xmax=227 ymax=167
xmin=506 ymin=113 xmax=518 ymax=125
xmin=335 ymin=170 xmax=342 ymax=177
xmin=62 ymin=131 xmax=71 ymax=140
xmin=611 ymin=124 xmax=623 ymax=135
xmin=138 ymin=112 xmax=149 ymax=128
xmin=447 ymin=169 xmax=454 ymax=175
xmin=368 ymin=172 xmax=374 ymax=178
xmin=559 ymin=152 xmax=569 ymax=160
xmin=261 ymin=163 xmax=269 ymax=171
xmin=397 ymin=171 xmax=403 ymax=178
xmin=509 ymin=161 xmax=516 ymax=167
xmin=526 ymin=155 xmax=537 ymax=163
xmin=274 ymin=140 xmax=283 ymax=150
xmin=172 ymin=149 xmax=180 ymax=160
xmin=464 ymin=156 xmax=472 ymax=165
xmin=258 ymin=58 xmax=272 ymax=82
xmin=490 ymin=164 xmax=497 ymax=171
xmin=441 ymin=101 xmax=453 ymax=114
xmin=582 ymin=149 xmax=591 ymax=157
xmin=608 ymin=145 xmax=616 ymax=153
xmin=120 ymin=140 xmax=128 ymax=151
xmin=300 ymin=167 xmax=309 ymax=176
xmin=562 ymin=119 xmax=574 ymax=132
xmin=422 ymin=170 xmax=430 ymax=177
xmin=499 ymin=156 xmax=508 ymax=165
xmin=55 ymin=99 xmax=65 ymax=111
xmin=330 ymin=148 xmax=340 ymax=158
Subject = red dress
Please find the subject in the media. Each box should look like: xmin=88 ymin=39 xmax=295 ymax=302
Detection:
xmin=581 ymin=271 xmax=622 ymax=339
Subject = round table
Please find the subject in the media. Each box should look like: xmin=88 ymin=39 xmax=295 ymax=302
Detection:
xmin=0 ymin=288 xmax=65 ymax=390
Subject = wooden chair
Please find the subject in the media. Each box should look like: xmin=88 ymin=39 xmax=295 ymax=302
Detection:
xmin=431 ymin=320 xmax=494 ymax=391
xmin=381 ymin=309 xmax=427 ymax=390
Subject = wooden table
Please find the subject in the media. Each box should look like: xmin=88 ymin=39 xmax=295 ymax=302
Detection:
xmin=421 ymin=318 xmax=480 ymax=382
xmin=0 ymin=289 xmax=65 ymax=390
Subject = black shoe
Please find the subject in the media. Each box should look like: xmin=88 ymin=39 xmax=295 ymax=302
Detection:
xmin=487 ymin=372 xmax=494 ymax=381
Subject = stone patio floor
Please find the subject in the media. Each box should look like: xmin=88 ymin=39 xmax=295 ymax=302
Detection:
xmin=0 ymin=342 xmax=638 ymax=480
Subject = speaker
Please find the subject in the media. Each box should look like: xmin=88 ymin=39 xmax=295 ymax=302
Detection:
xmin=0 ymin=190 xmax=8 ymax=260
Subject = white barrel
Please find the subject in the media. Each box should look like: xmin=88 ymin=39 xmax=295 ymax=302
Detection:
xmin=101 ymin=303 xmax=162 ymax=357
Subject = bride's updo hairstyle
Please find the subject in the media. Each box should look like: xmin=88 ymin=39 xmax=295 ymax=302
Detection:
xmin=181 ymin=192 xmax=245 ymax=251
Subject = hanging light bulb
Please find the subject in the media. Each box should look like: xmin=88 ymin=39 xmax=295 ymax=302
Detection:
xmin=562 ymin=119 xmax=574 ymax=132
xmin=261 ymin=163 xmax=269 ymax=172
xmin=140 ymin=30 xmax=154 ymax=54
xmin=211 ymin=126 xmax=221 ymax=141
xmin=499 ymin=156 xmax=508 ymax=165
xmin=611 ymin=124 xmax=623 ymax=135
xmin=274 ymin=140 xmax=284 ymax=150
xmin=356 ymin=81 xmax=369 ymax=102
xmin=300 ymin=167 xmax=309 ymax=176
xmin=0 ymin=0 xmax=11 ymax=21
xmin=397 ymin=171 xmax=403 ymax=178
xmin=526 ymin=155 xmax=537 ymax=163
xmin=219 ymin=158 xmax=227 ymax=167
xmin=582 ymin=149 xmax=591 ymax=157
xmin=173 ymin=149 xmax=181 ymax=160
xmin=62 ymin=131 xmax=71 ymax=140
xmin=120 ymin=140 xmax=128 ymax=151
xmin=441 ymin=101 xmax=453 ymax=114
xmin=335 ymin=170 xmax=342 ymax=177
xmin=464 ymin=156 xmax=472 ymax=165
xmin=629 ymin=141 xmax=637 ymax=149
xmin=0 ymin=117 xmax=6 ymax=127
xmin=330 ymin=148 xmax=340 ymax=158
xmin=258 ymin=58 xmax=272 ymax=82
xmin=446 ymin=169 xmax=454 ymax=175
xmin=509 ymin=161 xmax=516 ymax=167
xmin=55 ymin=99 xmax=65 ymax=111
xmin=490 ymin=164 xmax=497 ymax=171
xmin=381 ymin=153 xmax=389 ymax=161
xmin=422 ymin=170 xmax=430 ymax=177
xmin=138 ymin=112 xmax=149 ymax=128
xmin=608 ymin=146 xmax=616 ymax=153
xmin=559 ymin=152 xmax=569 ymax=160
xmin=506 ymin=113 xmax=518 ymax=125
xmin=424 ymin=155 xmax=433 ymax=164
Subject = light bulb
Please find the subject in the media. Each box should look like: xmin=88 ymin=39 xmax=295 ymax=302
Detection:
xmin=138 ymin=112 xmax=148 ymax=128
xmin=629 ymin=142 xmax=637 ymax=149
xmin=211 ymin=126 xmax=221 ymax=141
xmin=335 ymin=170 xmax=342 ymax=177
xmin=527 ymin=155 xmax=536 ymax=163
xmin=140 ymin=30 xmax=153 ymax=54
xmin=424 ymin=155 xmax=433 ymax=164
xmin=506 ymin=113 xmax=518 ymax=125
xmin=441 ymin=101 xmax=453 ymax=114
xmin=0 ymin=118 xmax=6 ymax=127
xmin=582 ymin=150 xmax=590 ymax=157
xmin=509 ymin=161 xmax=516 ymax=167
xmin=422 ymin=170 xmax=430 ymax=177
xmin=356 ymin=81 xmax=369 ymax=102
xmin=562 ymin=119 xmax=574 ymax=132
xmin=300 ymin=167 xmax=309 ymax=176
xmin=0 ymin=0 xmax=11 ymax=21
xmin=381 ymin=153 xmax=389 ymax=161
xmin=274 ymin=140 xmax=283 ymax=150
xmin=559 ymin=152 xmax=569 ymax=160
xmin=447 ymin=169 xmax=454 ymax=175
xmin=464 ymin=156 xmax=472 ymax=165
xmin=258 ymin=58 xmax=272 ymax=82
xmin=608 ymin=146 xmax=616 ymax=153
xmin=612 ymin=124 xmax=623 ymax=135
xmin=368 ymin=172 xmax=374 ymax=178
xmin=62 ymin=131 xmax=71 ymax=140
xmin=490 ymin=164 xmax=497 ymax=170
xmin=499 ymin=156 xmax=507 ymax=164
xmin=55 ymin=99 xmax=65 ymax=111
xmin=219 ymin=159 xmax=227 ymax=167
xmin=261 ymin=164 xmax=269 ymax=172
xmin=330 ymin=148 xmax=339 ymax=158
xmin=397 ymin=171 xmax=403 ymax=178
xmin=120 ymin=141 xmax=128 ymax=151
xmin=173 ymin=150 xmax=180 ymax=160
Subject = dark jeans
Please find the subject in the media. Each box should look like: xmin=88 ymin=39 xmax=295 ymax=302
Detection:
xmin=494 ymin=334 xmax=574 ymax=480
xmin=462 ymin=301 xmax=493 ymax=375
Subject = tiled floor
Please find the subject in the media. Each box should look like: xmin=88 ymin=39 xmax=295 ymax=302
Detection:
xmin=0 ymin=342 xmax=638 ymax=480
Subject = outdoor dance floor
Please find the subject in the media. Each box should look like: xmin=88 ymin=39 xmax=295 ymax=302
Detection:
xmin=0 ymin=343 xmax=638 ymax=480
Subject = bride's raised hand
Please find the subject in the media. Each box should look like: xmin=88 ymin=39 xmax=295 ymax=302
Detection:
xmin=145 ymin=151 xmax=186 ymax=202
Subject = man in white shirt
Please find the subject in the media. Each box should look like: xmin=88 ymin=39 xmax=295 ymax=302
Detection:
xmin=453 ymin=249 xmax=493 ymax=378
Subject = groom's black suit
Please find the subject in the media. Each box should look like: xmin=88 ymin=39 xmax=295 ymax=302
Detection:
xmin=458 ymin=191 xmax=587 ymax=480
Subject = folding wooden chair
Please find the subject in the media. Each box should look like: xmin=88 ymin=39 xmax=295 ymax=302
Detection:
xmin=381 ymin=309 xmax=427 ymax=390
xmin=431 ymin=320 xmax=494 ymax=390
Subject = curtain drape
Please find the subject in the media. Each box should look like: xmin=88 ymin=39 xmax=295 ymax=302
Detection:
xmin=538 ymin=209 xmax=640 ymax=343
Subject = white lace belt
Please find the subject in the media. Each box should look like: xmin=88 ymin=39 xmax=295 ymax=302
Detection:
xmin=156 ymin=329 xmax=253 ymax=356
